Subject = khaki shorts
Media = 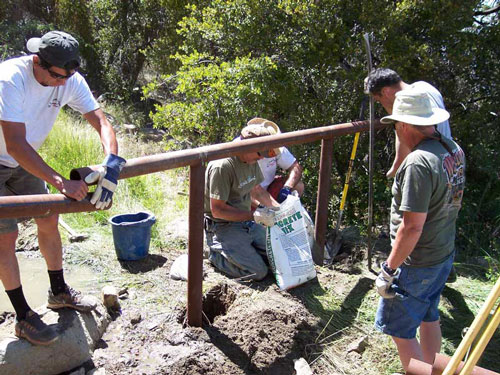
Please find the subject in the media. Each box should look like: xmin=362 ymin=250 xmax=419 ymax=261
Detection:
xmin=0 ymin=165 xmax=48 ymax=234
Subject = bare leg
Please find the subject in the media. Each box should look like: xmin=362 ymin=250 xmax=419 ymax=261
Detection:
xmin=392 ymin=336 xmax=423 ymax=372
xmin=0 ymin=231 xmax=21 ymax=290
xmin=35 ymin=214 xmax=63 ymax=271
xmin=387 ymin=132 xmax=411 ymax=178
xmin=420 ymin=320 xmax=441 ymax=364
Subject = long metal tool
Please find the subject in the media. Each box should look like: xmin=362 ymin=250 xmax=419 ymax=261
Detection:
xmin=326 ymin=99 xmax=366 ymax=263
xmin=363 ymin=32 xmax=375 ymax=272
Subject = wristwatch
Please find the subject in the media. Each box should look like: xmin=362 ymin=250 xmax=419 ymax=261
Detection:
xmin=382 ymin=261 xmax=397 ymax=275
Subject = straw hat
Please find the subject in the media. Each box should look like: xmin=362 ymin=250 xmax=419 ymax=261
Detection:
xmin=240 ymin=118 xmax=282 ymax=157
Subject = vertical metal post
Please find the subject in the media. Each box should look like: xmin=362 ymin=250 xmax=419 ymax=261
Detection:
xmin=187 ymin=162 xmax=205 ymax=327
xmin=314 ymin=138 xmax=334 ymax=265
xmin=363 ymin=32 xmax=375 ymax=272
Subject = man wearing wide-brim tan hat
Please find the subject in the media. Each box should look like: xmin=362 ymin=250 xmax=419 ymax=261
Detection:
xmin=246 ymin=118 xmax=305 ymax=205
xmin=203 ymin=121 xmax=281 ymax=281
xmin=373 ymin=88 xmax=466 ymax=372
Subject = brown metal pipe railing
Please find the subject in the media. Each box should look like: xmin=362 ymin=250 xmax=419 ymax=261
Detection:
xmin=69 ymin=119 xmax=383 ymax=182
xmin=432 ymin=353 xmax=499 ymax=375
xmin=0 ymin=119 xmax=385 ymax=327
xmin=406 ymin=354 xmax=499 ymax=375
xmin=0 ymin=193 xmax=101 ymax=219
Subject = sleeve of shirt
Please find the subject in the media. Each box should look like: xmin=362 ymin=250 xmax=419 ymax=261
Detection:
xmin=276 ymin=147 xmax=296 ymax=170
xmin=255 ymin=163 xmax=264 ymax=185
xmin=399 ymin=162 xmax=432 ymax=213
xmin=208 ymin=165 xmax=232 ymax=202
xmin=66 ymin=73 xmax=99 ymax=115
xmin=0 ymin=81 xmax=25 ymax=123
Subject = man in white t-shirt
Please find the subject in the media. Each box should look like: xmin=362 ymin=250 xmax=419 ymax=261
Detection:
xmin=365 ymin=68 xmax=452 ymax=178
xmin=248 ymin=118 xmax=304 ymax=204
xmin=0 ymin=31 xmax=126 ymax=345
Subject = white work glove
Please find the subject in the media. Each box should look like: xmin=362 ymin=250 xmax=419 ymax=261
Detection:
xmin=253 ymin=206 xmax=277 ymax=227
xmin=375 ymin=262 xmax=401 ymax=299
xmin=84 ymin=154 xmax=126 ymax=210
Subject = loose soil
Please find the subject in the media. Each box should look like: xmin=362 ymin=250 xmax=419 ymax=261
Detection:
xmin=7 ymin=215 xmax=384 ymax=375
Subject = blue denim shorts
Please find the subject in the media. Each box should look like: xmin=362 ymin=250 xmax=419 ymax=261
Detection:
xmin=375 ymin=252 xmax=455 ymax=339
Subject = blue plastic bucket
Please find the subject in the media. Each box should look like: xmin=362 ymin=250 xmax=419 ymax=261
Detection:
xmin=109 ymin=212 xmax=156 ymax=261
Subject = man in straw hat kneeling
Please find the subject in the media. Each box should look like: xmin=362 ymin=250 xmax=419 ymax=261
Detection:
xmin=374 ymin=88 xmax=465 ymax=371
xmin=246 ymin=118 xmax=305 ymax=204
xmin=204 ymin=119 xmax=281 ymax=280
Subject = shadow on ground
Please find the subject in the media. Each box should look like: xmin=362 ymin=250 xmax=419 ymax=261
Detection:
xmin=441 ymin=284 xmax=500 ymax=372
xmin=118 ymin=254 xmax=167 ymax=273
xmin=290 ymin=276 xmax=374 ymax=345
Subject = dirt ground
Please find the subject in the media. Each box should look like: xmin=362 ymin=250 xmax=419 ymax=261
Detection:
xmin=8 ymin=220 xmax=377 ymax=375
xmin=93 ymin=276 xmax=323 ymax=375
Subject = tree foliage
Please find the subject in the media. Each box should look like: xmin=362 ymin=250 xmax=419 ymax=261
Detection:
xmin=145 ymin=0 xmax=499 ymax=263
xmin=1 ymin=0 xmax=498 ymax=264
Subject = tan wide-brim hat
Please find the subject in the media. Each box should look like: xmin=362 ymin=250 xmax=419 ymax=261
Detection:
xmin=240 ymin=117 xmax=282 ymax=157
xmin=381 ymin=88 xmax=450 ymax=126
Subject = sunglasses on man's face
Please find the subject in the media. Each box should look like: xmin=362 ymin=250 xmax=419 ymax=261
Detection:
xmin=43 ymin=66 xmax=75 ymax=80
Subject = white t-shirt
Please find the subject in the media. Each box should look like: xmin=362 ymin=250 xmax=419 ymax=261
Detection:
xmin=0 ymin=55 xmax=99 ymax=167
xmin=258 ymin=147 xmax=296 ymax=189
xmin=411 ymin=81 xmax=451 ymax=138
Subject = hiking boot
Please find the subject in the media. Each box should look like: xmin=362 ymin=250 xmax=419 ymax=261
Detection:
xmin=47 ymin=285 xmax=97 ymax=312
xmin=15 ymin=310 xmax=59 ymax=346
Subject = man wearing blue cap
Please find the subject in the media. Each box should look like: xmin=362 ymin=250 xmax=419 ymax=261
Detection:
xmin=0 ymin=31 xmax=126 ymax=345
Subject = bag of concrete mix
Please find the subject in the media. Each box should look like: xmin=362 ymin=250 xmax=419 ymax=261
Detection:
xmin=266 ymin=194 xmax=317 ymax=290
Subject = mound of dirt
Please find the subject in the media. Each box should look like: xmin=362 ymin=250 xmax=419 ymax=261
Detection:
xmin=94 ymin=280 xmax=320 ymax=375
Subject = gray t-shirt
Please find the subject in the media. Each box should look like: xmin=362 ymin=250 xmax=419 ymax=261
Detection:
xmin=390 ymin=137 xmax=465 ymax=267
xmin=204 ymin=156 xmax=263 ymax=221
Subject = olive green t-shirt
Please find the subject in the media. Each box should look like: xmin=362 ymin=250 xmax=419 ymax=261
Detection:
xmin=204 ymin=156 xmax=263 ymax=221
xmin=390 ymin=137 xmax=466 ymax=267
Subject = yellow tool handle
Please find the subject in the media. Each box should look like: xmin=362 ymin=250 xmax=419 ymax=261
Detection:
xmin=339 ymin=132 xmax=360 ymax=211
xmin=460 ymin=302 xmax=500 ymax=375
xmin=442 ymin=276 xmax=500 ymax=375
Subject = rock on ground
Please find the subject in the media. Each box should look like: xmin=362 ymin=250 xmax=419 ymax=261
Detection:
xmin=0 ymin=303 xmax=110 ymax=375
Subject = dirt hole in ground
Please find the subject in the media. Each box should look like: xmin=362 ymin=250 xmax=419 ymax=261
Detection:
xmin=202 ymin=282 xmax=238 ymax=323
xmin=177 ymin=282 xmax=238 ymax=325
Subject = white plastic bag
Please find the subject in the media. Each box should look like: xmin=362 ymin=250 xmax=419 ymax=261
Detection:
xmin=266 ymin=194 xmax=317 ymax=290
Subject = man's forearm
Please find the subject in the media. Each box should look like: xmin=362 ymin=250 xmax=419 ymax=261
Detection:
xmin=251 ymin=185 xmax=279 ymax=208
xmin=211 ymin=204 xmax=254 ymax=222
xmin=285 ymin=161 xmax=302 ymax=188
xmin=84 ymin=109 xmax=118 ymax=155
xmin=8 ymin=141 xmax=65 ymax=190
xmin=386 ymin=222 xmax=422 ymax=269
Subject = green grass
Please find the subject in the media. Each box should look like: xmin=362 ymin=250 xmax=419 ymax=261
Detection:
xmin=38 ymin=108 xmax=189 ymax=248
xmin=289 ymin=268 xmax=500 ymax=375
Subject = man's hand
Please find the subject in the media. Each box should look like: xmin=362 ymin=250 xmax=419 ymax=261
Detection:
xmin=375 ymin=262 xmax=401 ymax=299
xmin=85 ymin=154 xmax=126 ymax=210
xmin=57 ymin=177 xmax=88 ymax=201
xmin=277 ymin=186 xmax=293 ymax=203
xmin=253 ymin=206 xmax=277 ymax=227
